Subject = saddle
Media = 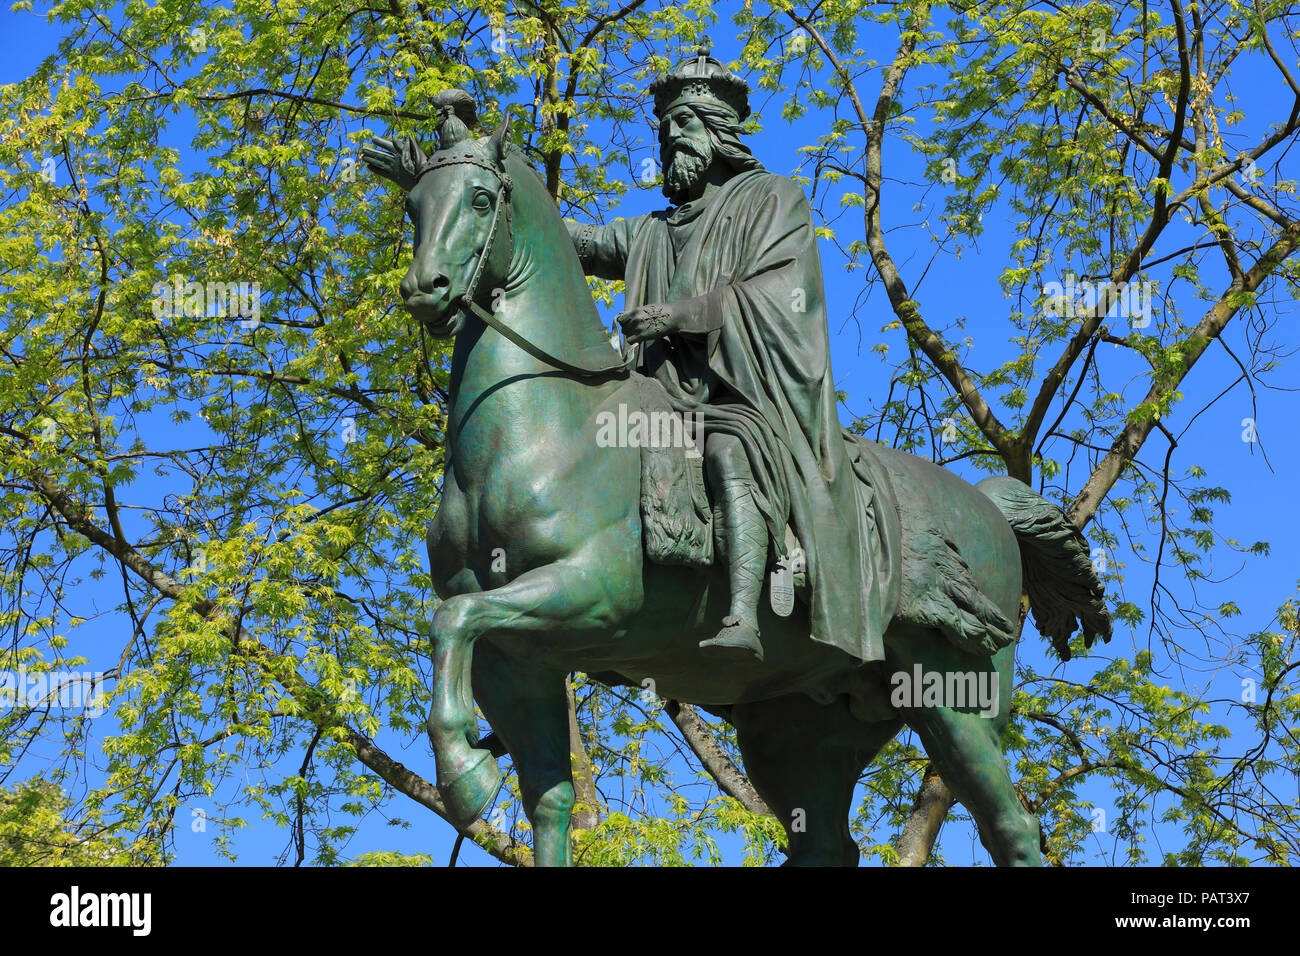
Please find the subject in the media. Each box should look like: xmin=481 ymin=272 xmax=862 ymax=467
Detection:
xmin=634 ymin=371 xmax=1014 ymax=668
xmin=632 ymin=373 xmax=715 ymax=569
xmin=630 ymin=372 xmax=820 ymax=612
xmin=632 ymin=374 xmax=889 ymax=607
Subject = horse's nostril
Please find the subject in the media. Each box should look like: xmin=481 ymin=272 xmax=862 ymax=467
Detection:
xmin=428 ymin=274 xmax=450 ymax=291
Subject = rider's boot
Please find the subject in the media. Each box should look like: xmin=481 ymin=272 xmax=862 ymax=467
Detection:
xmin=699 ymin=478 xmax=766 ymax=662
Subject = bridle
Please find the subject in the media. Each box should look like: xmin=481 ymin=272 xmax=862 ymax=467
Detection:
xmin=412 ymin=151 xmax=637 ymax=380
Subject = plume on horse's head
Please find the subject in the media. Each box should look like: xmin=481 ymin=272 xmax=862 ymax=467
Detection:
xmin=421 ymin=90 xmax=514 ymax=194
xmin=432 ymin=88 xmax=478 ymax=149
xmin=362 ymin=88 xmax=509 ymax=192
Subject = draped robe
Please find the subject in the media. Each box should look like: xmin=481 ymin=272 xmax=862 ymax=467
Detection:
xmin=576 ymin=168 xmax=894 ymax=662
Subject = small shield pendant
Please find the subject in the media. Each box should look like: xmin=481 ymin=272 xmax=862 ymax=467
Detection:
xmin=770 ymin=564 xmax=794 ymax=617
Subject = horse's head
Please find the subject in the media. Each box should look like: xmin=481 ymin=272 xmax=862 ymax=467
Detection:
xmin=364 ymin=95 xmax=513 ymax=337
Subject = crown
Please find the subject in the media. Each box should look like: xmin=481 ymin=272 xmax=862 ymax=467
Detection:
xmin=649 ymin=43 xmax=751 ymax=123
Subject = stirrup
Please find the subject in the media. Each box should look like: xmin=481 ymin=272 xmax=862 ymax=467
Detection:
xmin=699 ymin=616 xmax=764 ymax=663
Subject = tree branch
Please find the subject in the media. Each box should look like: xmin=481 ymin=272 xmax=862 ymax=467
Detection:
xmin=1067 ymin=217 xmax=1300 ymax=528
xmin=566 ymin=679 xmax=602 ymax=832
xmin=894 ymin=765 xmax=955 ymax=866
xmin=663 ymin=701 xmax=771 ymax=816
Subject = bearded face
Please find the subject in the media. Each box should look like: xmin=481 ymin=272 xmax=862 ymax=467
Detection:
xmin=661 ymin=107 xmax=716 ymax=203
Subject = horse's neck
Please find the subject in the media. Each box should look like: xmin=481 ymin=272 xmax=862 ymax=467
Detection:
xmin=501 ymin=159 xmax=613 ymax=357
xmin=448 ymin=160 xmax=621 ymax=421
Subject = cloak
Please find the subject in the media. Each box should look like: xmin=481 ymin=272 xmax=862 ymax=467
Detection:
xmin=577 ymin=169 xmax=895 ymax=661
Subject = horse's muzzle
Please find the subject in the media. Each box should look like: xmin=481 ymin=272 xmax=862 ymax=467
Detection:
xmin=405 ymin=293 xmax=464 ymax=337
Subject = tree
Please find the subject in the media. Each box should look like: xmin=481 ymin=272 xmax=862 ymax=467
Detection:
xmin=0 ymin=777 xmax=145 ymax=865
xmin=733 ymin=0 xmax=1300 ymax=864
xmin=0 ymin=0 xmax=1295 ymax=866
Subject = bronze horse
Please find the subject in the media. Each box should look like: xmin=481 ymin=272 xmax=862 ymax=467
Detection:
xmin=363 ymin=109 xmax=1110 ymax=866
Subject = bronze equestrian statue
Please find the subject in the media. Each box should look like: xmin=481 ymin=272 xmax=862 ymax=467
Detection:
xmin=362 ymin=51 xmax=1111 ymax=867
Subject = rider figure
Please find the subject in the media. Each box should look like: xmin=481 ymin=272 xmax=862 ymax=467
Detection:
xmin=565 ymin=46 xmax=887 ymax=667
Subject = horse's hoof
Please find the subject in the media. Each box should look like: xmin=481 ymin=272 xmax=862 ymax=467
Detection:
xmin=439 ymin=749 xmax=503 ymax=827
xmin=699 ymin=618 xmax=764 ymax=663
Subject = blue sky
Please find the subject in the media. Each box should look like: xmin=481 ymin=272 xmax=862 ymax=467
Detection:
xmin=3 ymin=2 xmax=1297 ymax=866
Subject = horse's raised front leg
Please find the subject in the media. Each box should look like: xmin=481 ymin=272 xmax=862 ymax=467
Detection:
xmin=427 ymin=549 xmax=639 ymax=829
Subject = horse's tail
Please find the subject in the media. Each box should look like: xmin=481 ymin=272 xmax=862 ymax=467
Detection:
xmin=976 ymin=475 xmax=1112 ymax=661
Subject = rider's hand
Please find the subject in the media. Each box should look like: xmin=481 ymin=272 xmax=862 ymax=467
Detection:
xmin=617 ymin=303 xmax=678 ymax=344
xmin=359 ymin=135 xmax=425 ymax=192
xmin=617 ymin=296 xmax=726 ymax=344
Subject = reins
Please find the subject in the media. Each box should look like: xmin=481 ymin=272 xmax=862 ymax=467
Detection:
xmin=415 ymin=154 xmax=637 ymax=381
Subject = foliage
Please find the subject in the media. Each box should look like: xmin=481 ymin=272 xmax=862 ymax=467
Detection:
xmin=0 ymin=777 xmax=146 ymax=865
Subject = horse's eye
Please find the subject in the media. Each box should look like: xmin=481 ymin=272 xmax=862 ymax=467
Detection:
xmin=472 ymin=191 xmax=492 ymax=211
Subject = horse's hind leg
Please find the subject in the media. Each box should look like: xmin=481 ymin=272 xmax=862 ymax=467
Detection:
xmin=890 ymin=630 xmax=1040 ymax=866
xmin=732 ymin=695 xmax=901 ymax=866
xmin=472 ymin=640 xmax=575 ymax=867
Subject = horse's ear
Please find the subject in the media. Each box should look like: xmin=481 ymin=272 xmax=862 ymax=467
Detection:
xmin=397 ymin=137 xmax=429 ymax=180
xmin=360 ymin=134 xmax=427 ymax=192
xmin=487 ymin=117 xmax=512 ymax=164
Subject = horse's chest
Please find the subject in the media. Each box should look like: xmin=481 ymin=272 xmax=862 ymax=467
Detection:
xmin=430 ymin=366 xmax=638 ymax=590
xmin=428 ymin=443 xmax=570 ymax=582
